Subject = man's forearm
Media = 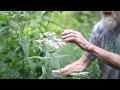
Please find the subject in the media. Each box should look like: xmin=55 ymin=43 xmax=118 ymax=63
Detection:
xmin=54 ymin=55 xmax=91 ymax=75
xmin=87 ymin=44 xmax=120 ymax=70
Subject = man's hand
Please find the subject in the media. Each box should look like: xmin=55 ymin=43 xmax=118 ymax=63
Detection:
xmin=52 ymin=30 xmax=91 ymax=77
xmin=62 ymin=29 xmax=89 ymax=50
xmin=52 ymin=55 xmax=91 ymax=76
xmin=52 ymin=65 xmax=77 ymax=76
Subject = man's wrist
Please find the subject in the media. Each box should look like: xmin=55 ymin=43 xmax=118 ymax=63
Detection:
xmin=84 ymin=42 xmax=94 ymax=51
xmin=85 ymin=42 xmax=90 ymax=49
xmin=84 ymin=42 xmax=91 ymax=50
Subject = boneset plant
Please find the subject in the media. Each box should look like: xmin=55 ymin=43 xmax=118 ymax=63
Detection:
xmin=35 ymin=31 xmax=68 ymax=79
xmin=19 ymin=31 xmax=68 ymax=79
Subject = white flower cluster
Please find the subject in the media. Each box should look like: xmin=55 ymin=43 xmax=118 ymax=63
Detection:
xmin=71 ymin=70 xmax=89 ymax=76
xmin=35 ymin=31 xmax=67 ymax=49
xmin=71 ymin=72 xmax=89 ymax=76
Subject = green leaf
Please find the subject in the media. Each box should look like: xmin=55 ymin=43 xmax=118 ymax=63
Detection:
xmin=2 ymin=51 xmax=14 ymax=61
xmin=43 ymin=18 xmax=65 ymax=29
xmin=46 ymin=67 xmax=53 ymax=79
xmin=27 ymin=59 xmax=36 ymax=71
xmin=0 ymin=61 xmax=7 ymax=73
xmin=50 ymin=54 xmax=60 ymax=69
xmin=52 ymin=72 xmax=67 ymax=79
xmin=39 ymin=66 xmax=47 ymax=79
xmin=21 ymin=37 xmax=30 ymax=58
xmin=7 ymin=70 xmax=16 ymax=76
xmin=18 ymin=56 xmax=47 ymax=64
xmin=55 ymin=54 xmax=69 ymax=59
xmin=19 ymin=23 xmax=26 ymax=33
xmin=41 ymin=11 xmax=47 ymax=17
xmin=10 ymin=21 xmax=17 ymax=29
xmin=0 ymin=26 xmax=9 ymax=34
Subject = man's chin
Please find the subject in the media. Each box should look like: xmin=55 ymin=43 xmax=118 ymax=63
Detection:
xmin=102 ymin=20 xmax=117 ymax=30
xmin=103 ymin=24 xmax=116 ymax=30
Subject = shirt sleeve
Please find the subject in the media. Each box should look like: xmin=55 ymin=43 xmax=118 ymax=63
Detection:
xmin=84 ymin=22 xmax=101 ymax=61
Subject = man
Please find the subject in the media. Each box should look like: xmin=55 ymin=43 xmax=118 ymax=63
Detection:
xmin=53 ymin=11 xmax=120 ymax=79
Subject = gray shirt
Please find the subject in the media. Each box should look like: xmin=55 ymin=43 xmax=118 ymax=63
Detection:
xmin=84 ymin=21 xmax=120 ymax=79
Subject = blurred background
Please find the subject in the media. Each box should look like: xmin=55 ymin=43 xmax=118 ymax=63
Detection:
xmin=0 ymin=11 xmax=101 ymax=79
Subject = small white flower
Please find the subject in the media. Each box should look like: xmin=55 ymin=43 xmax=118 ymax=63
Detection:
xmin=52 ymin=32 xmax=56 ymax=35
xmin=35 ymin=31 xmax=67 ymax=49
xmin=53 ymin=36 xmax=58 ymax=40
xmin=35 ymin=40 xmax=43 ymax=43
xmin=54 ymin=38 xmax=63 ymax=42
xmin=44 ymin=42 xmax=50 ymax=44
xmin=47 ymin=42 xmax=60 ymax=49
xmin=43 ymin=38 xmax=49 ymax=42
xmin=43 ymin=31 xmax=56 ymax=37
xmin=58 ymin=42 xmax=67 ymax=46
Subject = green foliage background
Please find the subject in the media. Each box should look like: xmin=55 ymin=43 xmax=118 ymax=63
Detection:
xmin=0 ymin=11 xmax=101 ymax=79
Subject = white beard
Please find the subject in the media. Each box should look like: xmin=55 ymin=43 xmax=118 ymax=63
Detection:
xmin=101 ymin=15 xmax=117 ymax=30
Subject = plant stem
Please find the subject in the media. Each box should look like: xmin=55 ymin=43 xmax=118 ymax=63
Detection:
xmin=23 ymin=61 xmax=24 ymax=79
xmin=46 ymin=11 xmax=53 ymax=31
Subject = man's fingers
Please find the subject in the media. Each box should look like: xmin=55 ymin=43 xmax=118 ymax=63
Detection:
xmin=61 ymin=29 xmax=85 ymax=45
xmin=62 ymin=29 xmax=76 ymax=35
xmin=52 ymin=70 xmax=60 ymax=73
xmin=65 ymin=37 xmax=76 ymax=42
xmin=62 ymin=33 xmax=77 ymax=39
xmin=62 ymin=29 xmax=82 ymax=37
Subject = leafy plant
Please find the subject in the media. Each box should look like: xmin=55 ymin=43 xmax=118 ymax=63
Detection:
xmin=0 ymin=11 xmax=101 ymax=79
